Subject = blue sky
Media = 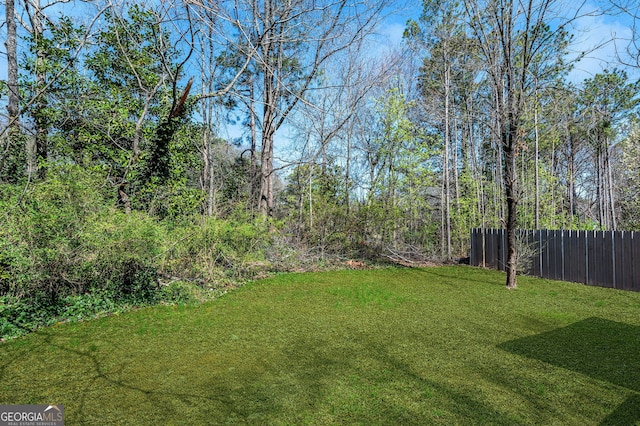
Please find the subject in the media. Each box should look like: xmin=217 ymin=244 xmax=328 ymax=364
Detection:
xmin=1 ymin=1 xmax=638 ymax=88
xmin=567 ymin=6 xmax=640 ymax=82
xmin=375 ymin=0 xmax=640 ymax=83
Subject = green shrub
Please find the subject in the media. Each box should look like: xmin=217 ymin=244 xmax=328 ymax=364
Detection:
xmin=0 ymin=295 xmax=58 ymax=339
xmin=59 ymin=291 xmax=118 ymax=320
xmin=0 ymin=165 xmax=276 ymax=339
xmin=81 ymin=209 xmax=164 ymax=302
xmin=160 ymin=216 xmax=271 ymax=285
xmin=0 ymin=165 xmax=109 ymax=300
xmin=159 ymin=280 xmax=211 ymax=304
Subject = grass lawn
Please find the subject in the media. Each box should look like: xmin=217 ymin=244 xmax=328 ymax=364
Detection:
xmin=1 ymin=266 xmax=639 ymax=425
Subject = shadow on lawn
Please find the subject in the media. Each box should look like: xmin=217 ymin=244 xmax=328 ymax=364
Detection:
xmin=411 ymin=266 xmax=504 ymax=287
xmin=3 ymin=329 xmax=524 ymax=424
xmin=0 ymin=329 xmax=241 ymax=424
xmin=201 ymin=335 xmax=522 ymax=424
xmin=499 ymin=317 xmax=640 ymax=425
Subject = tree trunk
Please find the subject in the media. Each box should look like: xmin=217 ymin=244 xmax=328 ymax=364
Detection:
xmin=4 ymin=0 xmax=18 ymax=125
xmin=504 ymin=124 xmax=518 ymax=289
xmin=249 ymin=80 xmax=258 ymax=214
xmin=259 ymin=0 xmax=276 ymax=218
xmin=534 ymin=103 xmax=540 ymax=229
xmin=596 ymin=143 xmax=605 ymax=228
xmin=259 ymin=130 xmax=274 ymax=218
xmin=443 ymin=61 xmax=452 ymax=259
xmin=567 ymin=131 xmax=576 ymax=222
xmin=1 ymin=0 xmax=20 ymax=180
xmin=453 ymin=113 xmax=462 ymax=255
xmin=296 ymin=171 xmax=304 ymax=242
xmin=204 ymin=130 xmax=215 ymax=217
xmin=31 ymin=0 xmax=47 ymax=178
xmin=606 ymin=139 xmax=617 ymax=230
xmin=345 ymin=127 xmax=351 ymax=215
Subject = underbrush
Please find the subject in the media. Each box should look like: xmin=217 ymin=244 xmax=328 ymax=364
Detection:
xmin=0 ymin=166 xmax=274 ymax=339
xmin=0 ymin=280 xmax=228 ymax=340
xmin=0 ymin=166 xmax=389 ymax=340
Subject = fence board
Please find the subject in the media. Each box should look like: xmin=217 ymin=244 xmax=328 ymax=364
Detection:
xmin=487 ymin=231 xmax=498 ymax=269
xmin=470 ymin=228 xmax=640 ymax=293
xmin=614 ymin=231 xmax=624 ymax=290
xmin=549 ymin=230 xmax=560 ymax=280
xmin=540 ymin=229 xmax=551 ymax=278
xmin=470 ymin=229 xmax=477 ymax=266
xmin=586 ymin=231 xmax=596 ymax=286
xmin=486 ymin=229 xmax=495 ymax=269
xmin=566 ymin=230 xmax=577 ymax=283
xmin=544 ymin=230 xmax=552 ymax=280
xmin=572 ymin=230 xmax=585 ymax=284
xmin=600 ymin=230 xmax=606 ymax=286
xmin=523 ymin=230 xmax=536 ymax=276
xmin=482 ymin=229 xmax=490 ymax=267
xmin=552 ymin=230 xmax=563 ymax=281
xmin=603 ymin=231 xmax=614 ymax=288
xmin=500 ymin=229 xmax=506 ymax=271
xmin=633 ymin=232 xmax=640 ymax=291
xmin=530 ymin=230 xmax=539 ymax=276
xmin=591 ymin=231 xmax=600 ymax=286
xmin=476 ymin=228 xmax=483 ymax=267
xmin=621 ymin=232 xmax=632 ymax=290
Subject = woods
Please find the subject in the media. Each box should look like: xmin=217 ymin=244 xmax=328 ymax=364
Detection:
xmin=1 ymin=0 xmax=640 ymax=332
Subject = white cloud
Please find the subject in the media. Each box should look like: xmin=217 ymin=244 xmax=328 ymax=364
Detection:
xmin=379 ymin=21 xmax=407 ymax=48
xmin=566 ymin=6 xmax=637 ymax=83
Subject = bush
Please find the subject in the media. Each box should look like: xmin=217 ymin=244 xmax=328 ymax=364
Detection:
xmin=81 ymin=209 xmax=164 ymax=302
xmin=0 ymin=165 xmax=276 ymax=339
xmin=0 ymin=166 xmax=166 ymax=338
xmin=160 ymin=216 xmax=271 ymax=285
xmin=0 ymin=295 xmax=58 ymax=339
xmin=0 ymin=166 xmax=167 ymax=300
xmin=1 ymin=165 xmax=108 ymax=300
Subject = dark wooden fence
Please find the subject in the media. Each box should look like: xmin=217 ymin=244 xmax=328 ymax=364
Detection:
xmin=470 ymin=228 xmax=640 ymax=292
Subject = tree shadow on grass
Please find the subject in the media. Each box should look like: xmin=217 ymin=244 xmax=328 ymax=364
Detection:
xmin=0 ymin=327 xmax=241 ymax=424
xmin=599 ymin=393 xmax=640 ymax=426
xmin=401 ymin=267 xmax=503 ymax=288
xmin=498 ymin=317 xmax=640 ymax=425
xmin=200 ymin=335 xmax=524 ymax=425
xmin=1 ymin=327 xmax=524 ymax=424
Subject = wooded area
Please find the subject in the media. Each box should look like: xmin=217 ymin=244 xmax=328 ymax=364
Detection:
xmin=1 ymin=0 xmax=640 ymax=324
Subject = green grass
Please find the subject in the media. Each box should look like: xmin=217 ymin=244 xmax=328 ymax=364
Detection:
xmin=1 ymin=266 xmax=640 ymax=425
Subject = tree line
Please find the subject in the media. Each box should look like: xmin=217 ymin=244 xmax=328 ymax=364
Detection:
xmin=1 ymin=0 xmax=640 ymax=310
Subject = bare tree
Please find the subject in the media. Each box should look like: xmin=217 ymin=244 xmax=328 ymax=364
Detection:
xmin=463 ymin=0 xmax=585 ymax=288
xmin=287 ymin=47 xmax=400 ymax=240
xmin=610 ymin=0 xmax=640 ymax=68
xmin=191 ymin=0 xmax=390 ymax=218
